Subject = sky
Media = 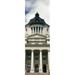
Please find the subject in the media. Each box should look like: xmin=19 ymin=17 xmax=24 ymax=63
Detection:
xmin=25 ymin=0 xmax=50 ymax=24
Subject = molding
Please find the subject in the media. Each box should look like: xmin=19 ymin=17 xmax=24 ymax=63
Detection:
xmin=25 ymin=44 xmax=50 ymax=47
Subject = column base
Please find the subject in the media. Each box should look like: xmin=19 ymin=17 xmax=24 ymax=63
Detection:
xmin=25 ymin=72 xmax=49 ymax=75
xmin=39 ymin=69 xmax=42 ymax=73
xmin=30 ymin=69 xmax=34 ymax=73
xmin=30 ymin=71 xmax=34 ymax=73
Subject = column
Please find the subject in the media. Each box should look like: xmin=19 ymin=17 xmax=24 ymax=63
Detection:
xmin=34 ymin=27 xmax=35 ymax=34
xmin=40 ymin=27 xmax=41 ymax=34
xmin=25 ymin=50 xmax=26 ymax=73
xmin=31 ymin=50 xmax=34 ymax=72
xmin=42 ymin=27 xmax=43 ymax=33
xmin=33 ymin=27 xmax=35 ymax=34
xmin=39 ymin=50 xmax=42 ymax=72
xmin=35 ymin=27 xmax=36 ymax=34
xmin=48 ymin=50 xmax=50 ymax=73
xmin=38 ymin=27 xmax=39 ymax=34
xmin=41 ymin=27 xmax=42 ymax=34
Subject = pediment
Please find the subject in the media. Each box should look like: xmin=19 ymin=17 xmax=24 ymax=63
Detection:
xmin=27 ymin=34 xmax=46 ymax=39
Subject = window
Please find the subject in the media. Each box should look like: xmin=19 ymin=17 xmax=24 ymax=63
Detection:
xmin=26 ymin=64 xmax=31 ymax=72
xmin=42 ymin=27 xmax=43 ymax=31
xmin=36 ymin=27 xmax=38 ymax=33
xmin=31 ymin=27 xmax=32 ymax=30
xmin=26 ymin=28 xmax=27 ymax=31
xmin=39 ymin=27 xmax=40 ymax=33
xmin=47 ymin=28 xmax=48 ymax=32
xmin=43 ymin=55 xmax=46 ymax=60
xmin=34 ymin=27 xmax=35 ymax=33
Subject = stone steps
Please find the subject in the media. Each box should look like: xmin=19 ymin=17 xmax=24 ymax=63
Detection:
xmin=25 ymin=73 xmax=49 ymax=75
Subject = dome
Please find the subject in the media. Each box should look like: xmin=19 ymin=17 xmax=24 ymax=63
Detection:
xmin=26 ymin=13 xmax=49 ymax=27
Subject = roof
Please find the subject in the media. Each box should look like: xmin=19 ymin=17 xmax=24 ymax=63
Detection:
xmin=25 ymin=13 xmax=49 ymax=27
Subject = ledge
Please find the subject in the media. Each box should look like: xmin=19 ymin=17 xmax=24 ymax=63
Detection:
xmin=25 ymin=44 xmax=50 ymax=47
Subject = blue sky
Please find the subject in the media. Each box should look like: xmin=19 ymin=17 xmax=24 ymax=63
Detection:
xmin=25 ymin=0 xmax=49 ymax=24
xmin=25 ymin=0 xmax=37 ymax=15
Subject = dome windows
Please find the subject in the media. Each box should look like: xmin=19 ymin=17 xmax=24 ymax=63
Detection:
xmin=31 ymin=26 xmax=43 ymax=34
xmin=26 ymin=28 xmax=27 ymax=31
xmin=47 ymin=28 xmax=48 ymax=32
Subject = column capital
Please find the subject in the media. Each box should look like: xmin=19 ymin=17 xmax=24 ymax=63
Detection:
xmin=47 ymin=49 xmax=50 ymax=52
xmin=40 ymin=50 xmax=42 ymax=52
xmin=32 ymin=50 xmax=34 ymax=51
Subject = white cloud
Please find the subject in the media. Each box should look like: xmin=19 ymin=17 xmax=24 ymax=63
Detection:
xmin=25 ymin=0 xmax=50 ymax=24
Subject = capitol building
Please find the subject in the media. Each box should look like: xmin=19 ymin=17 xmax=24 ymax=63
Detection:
xmin=25 ymin=13 xmax=50 ymax=75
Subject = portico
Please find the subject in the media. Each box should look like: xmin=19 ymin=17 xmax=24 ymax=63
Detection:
xmin=25 ymin=49 xmax=49 ymax=73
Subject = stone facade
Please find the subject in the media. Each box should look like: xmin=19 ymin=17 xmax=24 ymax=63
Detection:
xmin=25 ymin=13 xmax=50 ymax=75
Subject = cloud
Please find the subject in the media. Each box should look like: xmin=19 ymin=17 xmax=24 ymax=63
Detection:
xmin=25 ymin=0 xmax=37 ymax=15
xmin=25 ymin=0 xmax=49 ymax=24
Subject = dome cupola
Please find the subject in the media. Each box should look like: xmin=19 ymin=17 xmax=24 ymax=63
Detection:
xmin=26 ymin=13 xmax=49 ymax=27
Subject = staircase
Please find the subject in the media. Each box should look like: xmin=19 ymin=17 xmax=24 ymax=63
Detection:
xmin=25 ymin=73 xmax=49 ymax=75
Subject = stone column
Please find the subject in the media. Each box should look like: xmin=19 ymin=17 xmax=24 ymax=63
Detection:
xmin=38 ymin=27 xmax=39 ymax=34
xmin=48 ymin=50 xmax=50 ymax=73
xmin=39 ymin=50 xmax=42 ymax=72
xmin=33 ymin=27 xmax=34 ymax=34
xmin=31 ymin=50 xmax=34 ymax=73
xmin=35 ymin=27 xmax=36 ymax=34
xmin=40 ymin=27 xmax=42 ymax=33
xmin=25 ymin=50 xmax=26 ymax=72
xmin=33 ymin=27 xmax=35 ymax=34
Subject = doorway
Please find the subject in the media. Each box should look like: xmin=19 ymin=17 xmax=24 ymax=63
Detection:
xmin=43 ymin=64 xmax=47 ymax=73
xmin=34 ymin=64 xmax=39 ymax=72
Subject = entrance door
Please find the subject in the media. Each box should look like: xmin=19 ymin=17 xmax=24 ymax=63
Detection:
xmin=43 ymin=64 xmax=47 ymax=73
xmin=34 ymin=64 xmax=39 ymax=72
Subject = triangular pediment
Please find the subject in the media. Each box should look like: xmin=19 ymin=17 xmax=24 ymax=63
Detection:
xmin=27 ymin=34 xmax=46 ymax=39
